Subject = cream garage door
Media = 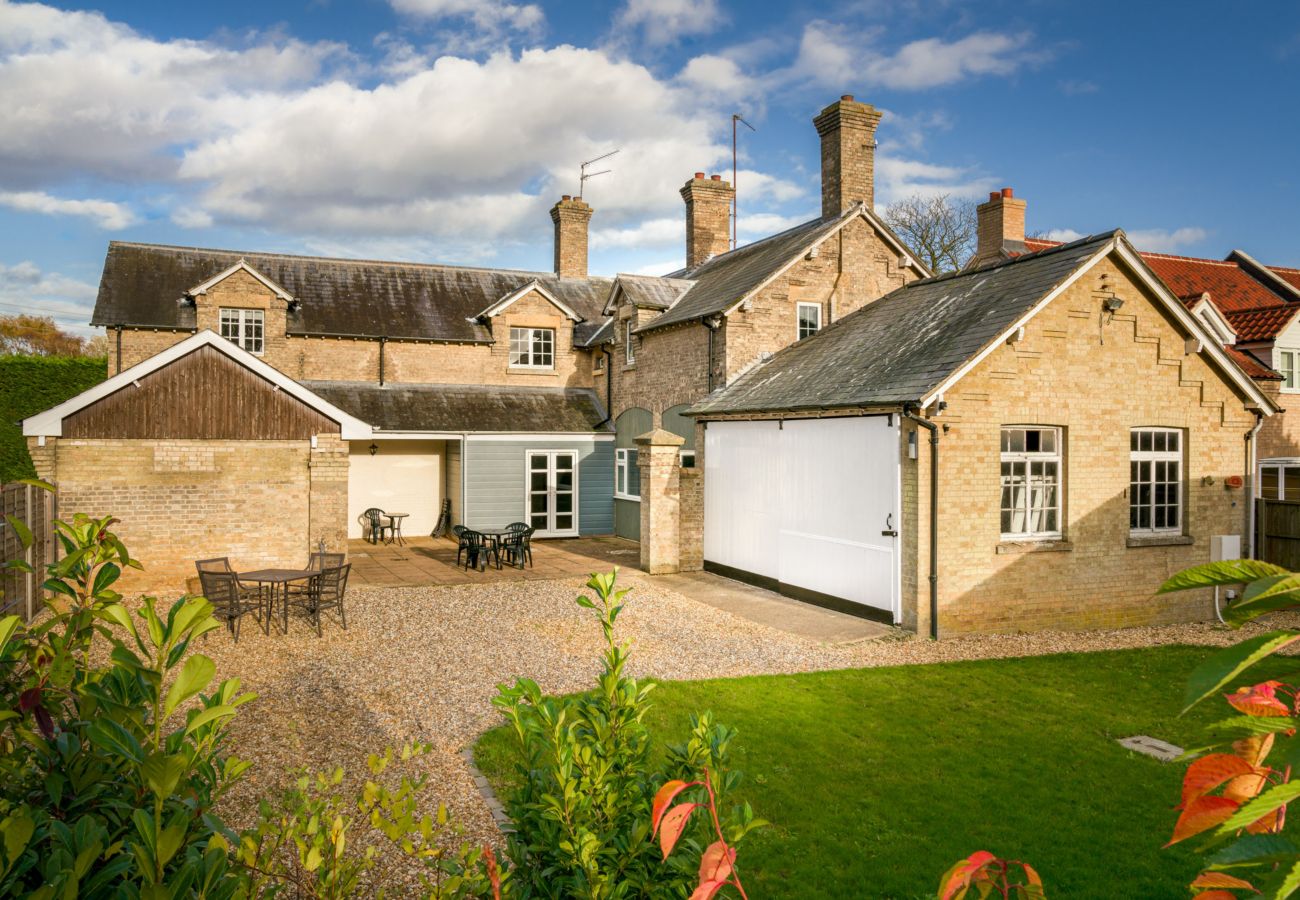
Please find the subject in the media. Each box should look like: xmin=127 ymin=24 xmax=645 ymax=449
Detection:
xmin=347 ymin=440 xmax=445 ymax=538
xmin=703 ymin=416 xmax=899 ymax=620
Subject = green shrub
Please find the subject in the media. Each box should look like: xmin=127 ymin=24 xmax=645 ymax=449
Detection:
xmin=0 ymin=355 xmax=106 ymax=482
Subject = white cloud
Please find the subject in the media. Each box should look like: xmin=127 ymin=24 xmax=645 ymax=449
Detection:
xmin=1128 ymin=227 xmax=1209 ymax=253
xmin=794 ymin=21 xmax=1041 ymax=90
xmin=626 ymin=257 xmax=683 ymax=276
xmin=676 ymin=53 xmax=754 ymax=102
xmin=1041 ymin=228 xmax=1084 ymax=242
xmin=616 ymin=0 xmax=725 ymax=46
xmin=0 ymin=190 xmax=136 ymax=228
xmin=874 ymin=157 xmax=997 ymax=206
xmin=387 ymin=0 xmax=543 ymax=35
xmin=0 ymin=260 xmax=99 ymax=336
xmin=592 ymin=217 xmax=681 ymax=250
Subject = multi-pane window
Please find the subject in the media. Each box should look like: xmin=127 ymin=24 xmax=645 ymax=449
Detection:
xmin=509 ymin=327 xmax=554 ymax=369
xmin=625 ymin=320 xmax=636 ymax=364
xmin=1278 ymin=350 xmax=1300 ymax=391
xmin=797 ymin=302 xmax=821 ymax=340
xmin=615 ymin=448 xmax=640 ymax=499
xmin=219 ymin=308 xmax=264 ymax=355
xmin=1130 ymin=428 xmax=1183 ymax=533
xmin=1000 ymin=426 xmax=1062 ymax=538
xmin=1260 ymin=461 xmax=1300 ymax=500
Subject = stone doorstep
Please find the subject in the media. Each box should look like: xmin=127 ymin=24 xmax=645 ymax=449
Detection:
xmin=460 ymin=749 xmax=515 ymax=833
xmin=1118 ymin=735 xmax=1184 ymax=762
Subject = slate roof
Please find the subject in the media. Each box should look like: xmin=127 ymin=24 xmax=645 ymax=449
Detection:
xmin=643 ymin=207 xmax=868 ymax=333
xmin=614 ymin=274 xmax=693 ymax=310
xmin=689 ymin=232 xmax=1117 ymax=415
xmin=92 ymin=242 xmax=612 ymax=342
xmin=301 ymin=381 xmax=611 ymax=433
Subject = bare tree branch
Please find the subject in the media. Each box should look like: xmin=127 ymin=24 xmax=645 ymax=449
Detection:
xmin=881 ymin=193 xmax=978 ymax=275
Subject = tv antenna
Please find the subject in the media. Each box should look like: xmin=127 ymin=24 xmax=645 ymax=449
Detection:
xmin=579 ymin=149 xmax=619 ymax=199
xmin=732 ymin=114 xmax=755 ymax=250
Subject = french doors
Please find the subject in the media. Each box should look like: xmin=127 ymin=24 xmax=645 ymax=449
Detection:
xmin=527 ymin=450 xmax=578 ymax=537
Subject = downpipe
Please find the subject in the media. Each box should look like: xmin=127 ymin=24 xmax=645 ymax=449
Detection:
xmin=903 ymin=405 xmax=940 ymax=640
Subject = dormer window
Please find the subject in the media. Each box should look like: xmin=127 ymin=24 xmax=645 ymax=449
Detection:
xmin=219 ymin=308 xmax=264 ymax=355
xmin=510 ymin=327 xmax=554 ymax=369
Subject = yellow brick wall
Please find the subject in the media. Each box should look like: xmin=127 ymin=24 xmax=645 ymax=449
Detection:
xmin=908 ymin=254 xmax=1258 ymax=634
xmin=1256 ymin=379 xmax=1300 ymax=461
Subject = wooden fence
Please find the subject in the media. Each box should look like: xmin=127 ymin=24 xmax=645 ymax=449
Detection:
xmin=1257 ymin=498 xmax=1300 ymax=571
xmin=0 ymin=482 xmax=55 ymax=621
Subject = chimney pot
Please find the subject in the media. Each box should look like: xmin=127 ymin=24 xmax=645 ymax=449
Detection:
xmin=989 ymin=191 xmax=1000 ymax=202
xmin=841 ymin=94 xmax=854 ymax=101
xmin=1001 ymin=187 xmax=1014 ymax=198
xmin=561 ymin=194 xmax=571 ymax=201
xmin=710 ymin=174 xmax=721 ymax=181
xmin=694 ymin=171 xmax=706 ymax=180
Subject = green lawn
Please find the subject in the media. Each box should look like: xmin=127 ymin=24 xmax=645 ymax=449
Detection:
xmin=474 ymin=646 xmax=1277 ymax=899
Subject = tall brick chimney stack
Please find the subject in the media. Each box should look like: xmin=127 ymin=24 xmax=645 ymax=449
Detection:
xmin=813 ymin=94 xmax=883 ymax=219
xmin=680 ymin=172 xmax=734 ymax=270
xmin=972 ymin=187 xmax=1027 ymax=268
xmin=550 ymin=195 xmax=593 ymax=279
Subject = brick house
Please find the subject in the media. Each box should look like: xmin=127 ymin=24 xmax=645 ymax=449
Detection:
xmin=976 ymin=191 xmax=1300 ymax=503
xmin=683 ymin=230 xmax=1277 ymax=635
xmin=23 ymin=94 xmax=929 ymax=593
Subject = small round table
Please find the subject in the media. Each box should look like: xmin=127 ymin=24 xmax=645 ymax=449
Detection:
xmin=384 ymin=513 xmax=409 ymax=546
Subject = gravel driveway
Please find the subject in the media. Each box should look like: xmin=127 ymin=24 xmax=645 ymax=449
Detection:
xmin=199 ymin=573 xmax=1299 ymax=853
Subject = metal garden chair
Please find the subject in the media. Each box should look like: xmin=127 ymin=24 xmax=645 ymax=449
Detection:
xmin=197 ymin=569 xmax=258 ymax=642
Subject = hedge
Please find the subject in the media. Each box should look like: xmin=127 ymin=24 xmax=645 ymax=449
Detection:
xmin=0 ymin=355 xmax=107 ymax=483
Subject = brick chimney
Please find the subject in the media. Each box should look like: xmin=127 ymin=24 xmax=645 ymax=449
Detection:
xmin=973 ymin=187 xmax=1027 ymax=267
xmin=550 ymin=195 xmax=593 ymax=279
xmin=680 ymin=172 xmax=734 ymax=270
xmin=813 ymin=94 xmax=883 ymax=218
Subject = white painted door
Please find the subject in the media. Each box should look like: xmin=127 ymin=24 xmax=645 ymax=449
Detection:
xmin=527 ymin=450 xmax=579 ymax=537
xmin=704 ymin=417 xmax=899 ymax=620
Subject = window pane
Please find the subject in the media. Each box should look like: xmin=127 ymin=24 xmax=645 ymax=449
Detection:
xmin=1140 ymin=431 xmax=1152 ymax=452
xmin=1284 ymin=467 xmax=1300 ymax=502
xmin=1263 ymin=466 xmax=1281 ymax=499
xmin=1130 ymin=430 xmax=1139 ymax=451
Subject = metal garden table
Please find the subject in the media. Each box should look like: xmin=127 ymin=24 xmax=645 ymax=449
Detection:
xmin=238 ymin=567 xmax=316 ymax=634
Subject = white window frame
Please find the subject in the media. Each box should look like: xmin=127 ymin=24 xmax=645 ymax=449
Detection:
xmin=594 ymin=353 xmax=605 ymax=372
xmin=219 ymin=308 xmax=264 ymax=355
xmin=797 ymin=302 xmax=822 ymax=340
xmin=625 ymin=320 xmax=636 ymax=365
xmin=509 ymin=327 xmax=555 ymax=370
xmin=615 ymin=448 xmax=640 ymax=501
xmin=1259 ymin=459 xmax=1300 ymax=500
xmin=999 ymin=426 xmax=1063 ymax=540
xmin=1130 ymin=427 xmax=1184 ymax=535
xmin=1277 ymin=348 xmax=1300 ymax=392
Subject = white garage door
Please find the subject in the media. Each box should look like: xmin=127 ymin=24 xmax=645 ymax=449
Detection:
xmin=704 ymin=417 xmax=899 ymax=621
xmin=348 ymin=440 xmax=445 ymax=538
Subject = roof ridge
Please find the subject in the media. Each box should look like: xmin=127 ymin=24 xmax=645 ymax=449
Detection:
xmin=106 ymin=240 xmax=614 ymax=282
xmin=910 ymin=229 xmax=1118 ymax=288
xmin=678 ymin=209 xmax=842 ymax=276
xmin=1140 ymin=249 xmax=1238 ymax=266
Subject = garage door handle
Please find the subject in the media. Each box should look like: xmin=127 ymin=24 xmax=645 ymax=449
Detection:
xmin=881 ymin=513 xmax=898 ymax=537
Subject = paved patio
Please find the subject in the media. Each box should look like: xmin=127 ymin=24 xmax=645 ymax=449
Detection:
xmin=347 ymin=535 xmax=643 ymax=586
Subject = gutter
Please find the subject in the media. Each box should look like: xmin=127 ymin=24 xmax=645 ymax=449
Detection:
xmin=903 ymin=404 xmax=940 ymax=640
xmin=1247 ymin=409 xmax=1265 ymax=558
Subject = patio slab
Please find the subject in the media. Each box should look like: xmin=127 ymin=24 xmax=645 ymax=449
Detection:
xmin=347 ymin=535 xmax=642 ymax=587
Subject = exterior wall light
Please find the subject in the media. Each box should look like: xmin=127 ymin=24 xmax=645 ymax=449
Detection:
xmin=1103 ymin=296 xmax=1124 ymax=312
xmin=369 ymin=443 xmax=379 ymax=456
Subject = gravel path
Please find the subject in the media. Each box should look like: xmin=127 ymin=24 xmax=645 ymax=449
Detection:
xmin=197 ymin=573 xmax=1300 ymax=859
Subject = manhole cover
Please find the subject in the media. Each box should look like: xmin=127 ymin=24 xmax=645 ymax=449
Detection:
xmin=1118 ymin=735 xmax=1183 ymax=762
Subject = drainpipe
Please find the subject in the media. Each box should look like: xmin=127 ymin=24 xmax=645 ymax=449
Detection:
xmin=115 ymin=325 xmax=123 ymax=374
xmin=594 ymin=347 xmax=615 ymax=429
xmin=704 ymin=316 xmax=722 ymax=392
xmin=378 ymin=337 xmax=388 ymax=386
xmin=1247 ymin=409 xmax=1264 ymax=558
xmin=903 ymin=404 xmax=940 ymax=640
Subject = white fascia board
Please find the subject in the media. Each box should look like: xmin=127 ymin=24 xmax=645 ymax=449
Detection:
xmin=601 ymin=280 xmax=624 ymax=316
xmin=360 ymin=432 xmax=460 ymax=441
xmin=1189 ymin=296 xmax=1237 ymax=344
xmin=719 ymin=205 xmax=931 ymax=321
xmin=23 ymin=330 xmax=374 ymax=440
xmin=1114 ymin=239 xmax=1278 ymax=414
xmin=478 ymin=281 xmax=582 ymax=322
xmin=920 ymin=241 xmax=1113 ymax=409
xmin=465 ymin=432 xmax=616 ymax=442
xmin=1229 ymin=249 xmax=1300 ymax=301
xmin=186 ymin=259 xmax=294 ymax=303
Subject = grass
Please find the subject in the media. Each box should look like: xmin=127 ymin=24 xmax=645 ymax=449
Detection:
xmin=474 ymin=645 xmax=1286 ymax=899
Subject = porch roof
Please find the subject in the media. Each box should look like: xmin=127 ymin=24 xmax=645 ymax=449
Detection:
xmin=301 ymin=381 xmax=612 ymax=435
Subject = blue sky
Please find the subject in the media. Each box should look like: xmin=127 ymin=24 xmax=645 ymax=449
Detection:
xmin=2 ymin=0 xmax=1298 ymax=337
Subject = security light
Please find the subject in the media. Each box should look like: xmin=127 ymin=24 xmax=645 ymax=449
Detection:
xmin=1103 ymin=297 xmax=1125 ymax=312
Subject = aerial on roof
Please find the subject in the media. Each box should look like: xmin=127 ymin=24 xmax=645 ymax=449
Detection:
xmin=640 ymin=203 xmax=929 ymax=334
xmin=302 ymin=381 xmax=611 ymax=434
xmin=689 ymin=231 xmax=1275 ymax=418
xmin=92 ymin=242 xmax=613 ymax=342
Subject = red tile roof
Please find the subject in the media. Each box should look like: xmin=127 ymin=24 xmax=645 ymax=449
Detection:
xmin=1226 ymin=305 xmax=1300 ymax=343
xmin=1269 ymin=264 xmax=1300 ymax=292
xmin=1225 ymin=345 xmax=1282 ymax=380
xmin=1022 ymin=237 xmax=1061 ymax=254
xmin=1141 ymin=251 xmax=1293 ymax=316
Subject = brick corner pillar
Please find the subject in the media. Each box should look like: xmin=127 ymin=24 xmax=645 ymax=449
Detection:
xmin=25 ymin=436 xmax=58 ymax=484
xmin=635 ymin=428 xmax=685 ymax=574
xmin=308 ymin=433 xmax=350 ymax=556
xmin=678 ymin=465 xmax=703 ymax=572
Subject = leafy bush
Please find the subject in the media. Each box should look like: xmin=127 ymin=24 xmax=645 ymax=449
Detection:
xmin=0 ymin=354 xmax=105 ymax=482
xmin=1158 ymin=559 xmax=1300 ymax=897
xmin=491 ymin=570 xmax=762 ymax=899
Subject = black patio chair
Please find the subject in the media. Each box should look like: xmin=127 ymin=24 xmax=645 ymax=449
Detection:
xmin=195 ymin=556 xmax=234 ymax=574
xmin=363 ymin=507 xmax=393 ymax=544
xmin=299 ymin=563 xmax=351 ymax=637
xmin=499 ymin=522 xmax=535 ymax=570
xmin=460 ymin=529 xmax=496 ymax=572
xmin=288 ymin=551 xmax=346 ymax=601
xmin=453 ymin=525 xmax=471 ymax=565
xmin=197 ymin=569 xmax=258 ymax=642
